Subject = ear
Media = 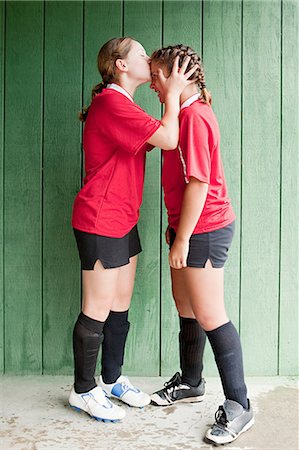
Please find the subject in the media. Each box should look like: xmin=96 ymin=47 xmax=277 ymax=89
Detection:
xmin=115 ymin=58 xmax=128 ymax=73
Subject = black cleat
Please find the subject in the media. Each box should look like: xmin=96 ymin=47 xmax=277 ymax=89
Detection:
xmin=151 ymin=372 xmax=205 ymax=406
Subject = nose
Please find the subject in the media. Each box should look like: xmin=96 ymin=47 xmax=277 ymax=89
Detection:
xmin=150 ymin=80 xmax=155 ymax=90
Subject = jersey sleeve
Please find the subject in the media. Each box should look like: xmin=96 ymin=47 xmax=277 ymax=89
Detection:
xmin=95 ymin=94 xmax=161 ymax=155
xmin=180 ymin=112 xmax=211 ymax=184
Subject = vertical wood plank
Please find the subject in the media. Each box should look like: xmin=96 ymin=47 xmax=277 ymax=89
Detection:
xmin=84 ymin=1 xmax=122 ymax=107
xmin=83 ymin=0 xmax=122 ymax=373
xmin=0 ymin=0 xmax=4 ymax=373
xmin=241 ymin=0 xmax=281 ymax=375
xmin=123 ymin=0 xmax=162 ymax=375
xmin=279 ymin=0 xmax=299 ymax=375
xmin=4 ymin=1 xmax=43 ymax=373
xmin=43 ymin=1 xmax=82 ymax=374
xmin=202 ymin=0 xmax=242 ymax=375
xmin=161 ymin=0 xmax=202 ymax=376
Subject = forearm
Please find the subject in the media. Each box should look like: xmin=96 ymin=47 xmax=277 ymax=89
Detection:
xmin=148 ymin=92 xmax=180 ymax=150
xmin=160 ymin=93 xmax=180 ymax=148
xmin=175 ymin=178 xmax=208 ymax=242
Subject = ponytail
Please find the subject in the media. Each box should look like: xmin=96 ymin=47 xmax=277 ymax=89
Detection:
xmin=78 ymin=37 xmax=134 ymax=122
xmin=79 ymin=81 xmax=108 ymax=122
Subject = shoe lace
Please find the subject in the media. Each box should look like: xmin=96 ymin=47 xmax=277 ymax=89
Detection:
xmin=120 ymin=376 xmax=133 ymax=391
xmin=92 ymin=387 xmax=112 ymax=407
xmin=215 ymin=406 xmax=228 ymax=426
xmin=163 ymin=372 xmax=181 ymax=392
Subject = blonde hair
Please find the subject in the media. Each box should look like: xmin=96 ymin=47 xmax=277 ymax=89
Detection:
xmin=79 ymin=37 xmax=134 ymax=122
xmin=150 ymin=44 xmax=212 ymax=106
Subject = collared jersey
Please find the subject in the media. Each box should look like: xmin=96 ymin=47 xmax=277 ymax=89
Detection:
xmin=72 ymin=85 xmax=160 ymax=237
xmin=162 ymin=96 xmax=235 ymax=234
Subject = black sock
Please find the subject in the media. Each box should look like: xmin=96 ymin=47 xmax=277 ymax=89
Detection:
xmin=73 ymin=312 xmax=104 ymax=394
xmin=101 ymin=310 xmax=130 ymax=384
xmin=179 ymin=316 xmax=206 ymax=387
xmin=206 ymin=321 xmax=248 ymax=409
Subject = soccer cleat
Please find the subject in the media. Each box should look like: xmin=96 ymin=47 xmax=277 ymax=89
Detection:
xmin=151 ymin=372 xmax=205 ymax=406
xmin=69 ymin=385 xmax=126 ymax=422
xmin=205 ymin=399 xmax=254 ymax=444
xmin=100 ymin=375 xmax=151 ymax=408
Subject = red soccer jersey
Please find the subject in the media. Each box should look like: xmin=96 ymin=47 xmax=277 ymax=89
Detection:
xmin=162 ymin=94 xmax=235 ymax=234
xmin=72 ymin=85 xmax=160 ymax=237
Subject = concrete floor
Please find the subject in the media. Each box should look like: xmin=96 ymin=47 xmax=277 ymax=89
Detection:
xmin=0 ymin=376 xmax=298 ymax=450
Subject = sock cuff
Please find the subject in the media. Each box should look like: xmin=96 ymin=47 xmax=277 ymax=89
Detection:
xmin=106 ymin=310 xmax=129 ymax=325
xmin=205 ymin=320 xmax=232 ymax=337
xmin=206 ymin=321 xmax=241 ymax=358
xmin=78 ymin=312 xmax=105 ymax=334
xmin=179 ymin=316 xmax=198 ymax=325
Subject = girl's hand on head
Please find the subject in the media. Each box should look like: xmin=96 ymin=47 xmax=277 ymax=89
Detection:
xmin=157 ymin=56 xmax=198 ymax=97
xmin=168 ymin=237 xmax=189 ymax=269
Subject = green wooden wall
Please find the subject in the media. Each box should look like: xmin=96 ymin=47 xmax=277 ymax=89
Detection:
xmin=0 ymin=0 xmax=298 ymax=377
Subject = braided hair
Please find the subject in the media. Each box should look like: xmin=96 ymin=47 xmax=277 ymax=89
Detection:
xmin=150 ymin=44 xmax=212 ymax=105
xmin=79 ymin=37 xmax=134 ymax=122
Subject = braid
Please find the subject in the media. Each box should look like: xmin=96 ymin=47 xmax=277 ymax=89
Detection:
xmin=151 ymin=44 xmax=212 ymax=105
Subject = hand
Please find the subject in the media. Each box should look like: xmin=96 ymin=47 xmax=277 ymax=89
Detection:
xmin=157 ymin=56 xmax=198 ymax=97
xmin=169 ymin=237 xmax=189 ymax=269
xmin=165 ymin=226 xmax=170 ymax=245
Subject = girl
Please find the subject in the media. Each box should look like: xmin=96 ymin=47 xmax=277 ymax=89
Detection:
xmin=69 ymin=37 xmax=197 ymax=423
xmin=150 ymin=45 xmax=254 ymax=445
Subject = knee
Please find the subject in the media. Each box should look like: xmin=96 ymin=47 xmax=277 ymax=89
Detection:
xmin=117 ymin=292 xmax=131 ymax=304
xmin=82 ymin=296 xmax=112 ymax=321
xmin=197 ymin=313 xmax=228 ymax=332
xmin=112 ymin=291 xmax=132 ymax=310
xmin=173 ymin=296 xmax=194 ymax=318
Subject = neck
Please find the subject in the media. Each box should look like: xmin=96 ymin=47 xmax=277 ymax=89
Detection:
xmin=115 ymin=75 xmax=146 ymax=98
xmin=180 ymin=84 xmax=199 ymax=106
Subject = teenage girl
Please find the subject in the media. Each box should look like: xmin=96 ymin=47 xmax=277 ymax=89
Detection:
xmin=69 ymin=37 xmax=197 ymax=422
xmin=149 ymin=45 xmax=254 ymax=445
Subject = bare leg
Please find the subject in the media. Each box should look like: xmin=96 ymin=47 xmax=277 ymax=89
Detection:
xmin=183 ymin=259 xmax=228 ymax=330
xmin=82 ymin=260 xmax=120 ymax=321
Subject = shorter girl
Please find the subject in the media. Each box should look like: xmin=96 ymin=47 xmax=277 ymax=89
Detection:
xmin=150 ymin=45 xmax=254 ymax=445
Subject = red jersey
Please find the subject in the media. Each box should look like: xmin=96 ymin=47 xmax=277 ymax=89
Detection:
xmin=72 ymin=85 xmax=160 ymax=237
xmin=162 ymin=94 xmax=235 ymax=234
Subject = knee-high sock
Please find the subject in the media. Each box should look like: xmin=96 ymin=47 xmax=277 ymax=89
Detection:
xmin=73 ymin=312 xmax=104 ymax=394
xmin=101 ymin=310 xmax=130 ymax=384
xmin=206 ymin=321 xmax=248 ymax=409
xmin=179 ymin=316 xmax=206 ymax=386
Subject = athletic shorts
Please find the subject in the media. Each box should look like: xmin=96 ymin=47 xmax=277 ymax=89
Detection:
xmin=73 ymin=225 xmax=142 ymax=270
xmin=169 ymin=221 xmax=235 ymax=268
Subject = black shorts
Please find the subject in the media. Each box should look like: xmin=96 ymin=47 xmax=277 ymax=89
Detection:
xmin=169 ymin=221 xmax=235 ymax=268
xmin=73 ymin=225 xmax=142 ymax=270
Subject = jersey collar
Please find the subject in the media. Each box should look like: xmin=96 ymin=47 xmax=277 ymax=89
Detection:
xmin=106 ymin=83 xmax=134 ymax=102
xmin=180 ymin=93 xmax=201 ymax=111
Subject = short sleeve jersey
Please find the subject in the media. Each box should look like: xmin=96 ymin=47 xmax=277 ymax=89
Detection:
xmin=162 ymin=95 xmax=235 ymax=234
xmin=72 ymin=85 xmax=160 ymax=237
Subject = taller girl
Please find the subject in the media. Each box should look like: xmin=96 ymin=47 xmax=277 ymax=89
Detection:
xmin=150 ymin=45 xmax=254 ymax=445
xmin=70 ymin=37 xmax=196 ymax=422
